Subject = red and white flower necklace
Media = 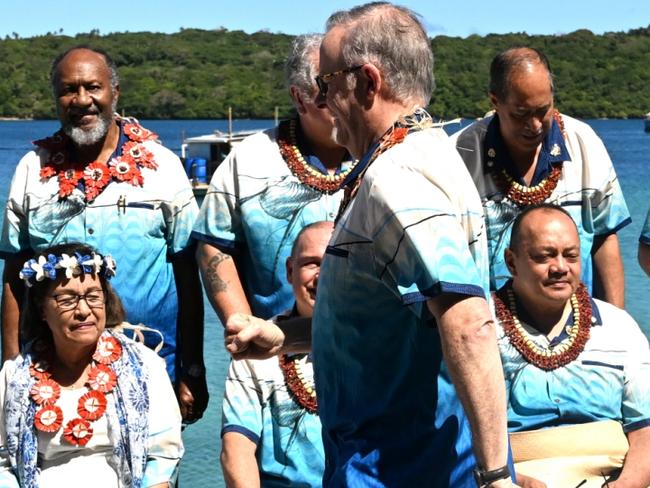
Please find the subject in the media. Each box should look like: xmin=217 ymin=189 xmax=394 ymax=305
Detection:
xmin=279 ymin=354 xmax=317 ymax=414
xmin=35 ymin=118 xmax=159 ymax=203
xmin=29 ymin=335 xmax=122 ymax=446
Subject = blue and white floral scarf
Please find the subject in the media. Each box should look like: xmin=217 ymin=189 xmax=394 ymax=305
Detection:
xmin=3 ymin=330 xmax=150 ymax=487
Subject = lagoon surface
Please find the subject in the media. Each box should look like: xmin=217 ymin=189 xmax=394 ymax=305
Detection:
xmin=0 ymin=118 xmax=648 ymax=486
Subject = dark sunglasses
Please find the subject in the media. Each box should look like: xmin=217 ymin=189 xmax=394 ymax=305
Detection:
xmin=315 ymin=65 xmax=364 ymax=96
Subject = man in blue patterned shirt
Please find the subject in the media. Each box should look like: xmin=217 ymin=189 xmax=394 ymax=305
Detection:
xmin=496 ymin=204 xmax=650 ymax=487
xmin=451 ymin=47 xmax=630 ymax=308
xmin=0 ymin=46 xmax=207 ymax=423
xmin=220 ymin=221 xmax=332 ymax=487
xmin=225 ymin=3 xmax=515 ymax=487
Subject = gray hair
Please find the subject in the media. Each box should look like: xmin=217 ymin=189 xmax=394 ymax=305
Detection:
xmin=50 ymin=45 xmax=120 ymax=94
xmin=285 ymin=34 xmax=322 ymax=102
xmin=325 ymin=2 xmax=434 ymax=106
xmin=489 ymin=47 xmax=554 ymax=101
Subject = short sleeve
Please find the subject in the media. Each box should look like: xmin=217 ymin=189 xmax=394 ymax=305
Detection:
xmin=366 ymin=138 xmax=487 ymax=304
xmin=621 ymin=321 xmax=650 ymax=432
xmin=221 ymin=359 xmax=263 ymax=444
xmin=148 ymin=143 xmax=199 ymax=256
xmin=141 ymin=349 xmax=184 ymax=486
xmin=575 ymin=125 xmax=630 ymax=236
xmin=191 ymin=150 xmax=242 ymax=252
xmin=0 ymin=152 xmax=35 ymax=257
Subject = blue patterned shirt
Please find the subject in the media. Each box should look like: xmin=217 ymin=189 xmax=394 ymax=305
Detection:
xmin=313 ymin=123 xmax=490 ymax=487
xmin=191 ymin=122 xmax=347 ymax=320
xmin=451 ymin=114 xmax=631 ymax=292
xmin=498 ymin=299 xmax=650 ymax=433
xmin=0 ymin=123 xmax=198 ymax=380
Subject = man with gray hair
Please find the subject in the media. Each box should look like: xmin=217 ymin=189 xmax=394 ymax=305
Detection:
xmin=225 ymin=3 xmax=515 ymax=486
xmin=194 ymin=34 xmax=350 ymax=325
xmin=0 ymin=45 xmax=207 ymax=423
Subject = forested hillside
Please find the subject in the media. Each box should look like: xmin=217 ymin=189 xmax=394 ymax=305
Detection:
xmin=1 ymin=26 xmax=648 ymax=119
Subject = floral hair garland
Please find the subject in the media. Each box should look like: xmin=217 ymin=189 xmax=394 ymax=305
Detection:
xmin=19 ymin=252 xmax=116 ymax=287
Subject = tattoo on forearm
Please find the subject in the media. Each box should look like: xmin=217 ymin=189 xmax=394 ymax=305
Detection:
xmin=206 ymin=252 xmax=232 ymax=293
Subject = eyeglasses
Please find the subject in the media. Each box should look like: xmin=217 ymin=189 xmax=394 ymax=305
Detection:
xmin=315 ymin=65 xmax=364 ymax=96
xmin=51 ymin=292 xmax=105 ymax=311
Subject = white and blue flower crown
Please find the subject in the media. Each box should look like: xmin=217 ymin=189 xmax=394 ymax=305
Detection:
xmin=19 ymin=252 xmax=117 ymax=287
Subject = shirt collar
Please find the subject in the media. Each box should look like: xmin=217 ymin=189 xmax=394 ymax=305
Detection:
xmin=548 ymin=297 xmax=602 ymax=347
xmin=340 ymin=136 xmax=381 ymax=188
xmin=340 ymin=107 xmax=432 ymax=188
xmin=484 ymin=113 xmax=571 ymax=186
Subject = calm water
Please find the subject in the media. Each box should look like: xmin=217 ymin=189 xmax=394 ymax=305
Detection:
xmin=0 ymin=118 xmax=648 ymax=486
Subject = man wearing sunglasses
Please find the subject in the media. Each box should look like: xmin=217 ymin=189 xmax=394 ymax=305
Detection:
xmin=226 ymin=3 xmax=516 ymax=487
xmin=194 ymin=34 xmax=350 ymax=331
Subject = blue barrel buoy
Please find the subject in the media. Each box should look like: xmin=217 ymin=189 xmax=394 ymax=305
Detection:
xmin=192 ymin=158 xmax=207 ymax=184
xmin=184 ymin=157 xmax=194 ymax=177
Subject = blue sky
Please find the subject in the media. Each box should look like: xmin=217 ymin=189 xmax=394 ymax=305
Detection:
xmin=1 ymin=0 xmax=648 ymax=39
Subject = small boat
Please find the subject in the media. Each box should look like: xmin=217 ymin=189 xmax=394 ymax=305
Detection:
xmin=181 ymin=128 xmax=259 ymax=199
xmin=645 ymin=113 xmax=650 ymax=133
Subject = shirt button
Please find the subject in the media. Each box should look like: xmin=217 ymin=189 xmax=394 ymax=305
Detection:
xmin=554 ymin=398 xmax=561 ymax=403
xmin=88 ymin=228 xmax=94 ymax=235
xmin=329 ymin=212 xmax=335 ymax=218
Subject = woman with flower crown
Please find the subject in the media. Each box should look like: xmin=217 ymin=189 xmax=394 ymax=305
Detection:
xmin=0 ymin=242 xmax=183 ymax=487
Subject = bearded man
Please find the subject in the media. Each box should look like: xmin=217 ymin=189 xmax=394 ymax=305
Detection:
xmin=0 ymin=45 xmax=207 ymax=423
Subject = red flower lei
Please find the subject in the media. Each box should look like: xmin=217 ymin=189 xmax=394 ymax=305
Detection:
xmin=63 ymin=418 xmax=93 ymax=446
xmin=279 ymin=354 xmax=317 ymax=414
xmin=494 ymin=282 xmax=592 ymax=371
xmin=277 ymin=119 xmax=355 ymax=194
xmin=35 ymin=118 xmax=158 ymax=203
xmin=35 ymin=405 xmax=64 ymax=433
xmin=30 ymin=335 xmax=121 ymax=446
xmin=495 ymin=111 xmax=566 ymax=207
xmin=110 ymin=158 xmax=144 ymax=186
xmin=87 ymin=364 xmax=117 ymax=392
xmin=83 ymin=161 xmax=111 ymax=201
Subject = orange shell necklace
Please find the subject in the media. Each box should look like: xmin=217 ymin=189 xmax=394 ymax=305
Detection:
xmin=495 ymin=282 xmax=592 ymax=371
xmin=278 ymin=119 xmax=356 ymax=194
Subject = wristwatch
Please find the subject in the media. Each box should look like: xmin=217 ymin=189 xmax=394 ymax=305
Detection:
xmin=473 ymin=464 xmax=511 ymax=487
xmin=181 ymin=363 xmax=206 ymax=378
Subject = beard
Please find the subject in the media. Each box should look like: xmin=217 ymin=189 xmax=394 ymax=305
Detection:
xmin=62 ymin=99 xmax=117 ymax=146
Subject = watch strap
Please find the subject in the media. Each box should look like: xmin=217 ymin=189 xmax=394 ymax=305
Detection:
xmin=473 ymin=464 xmax=511 ymax=487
